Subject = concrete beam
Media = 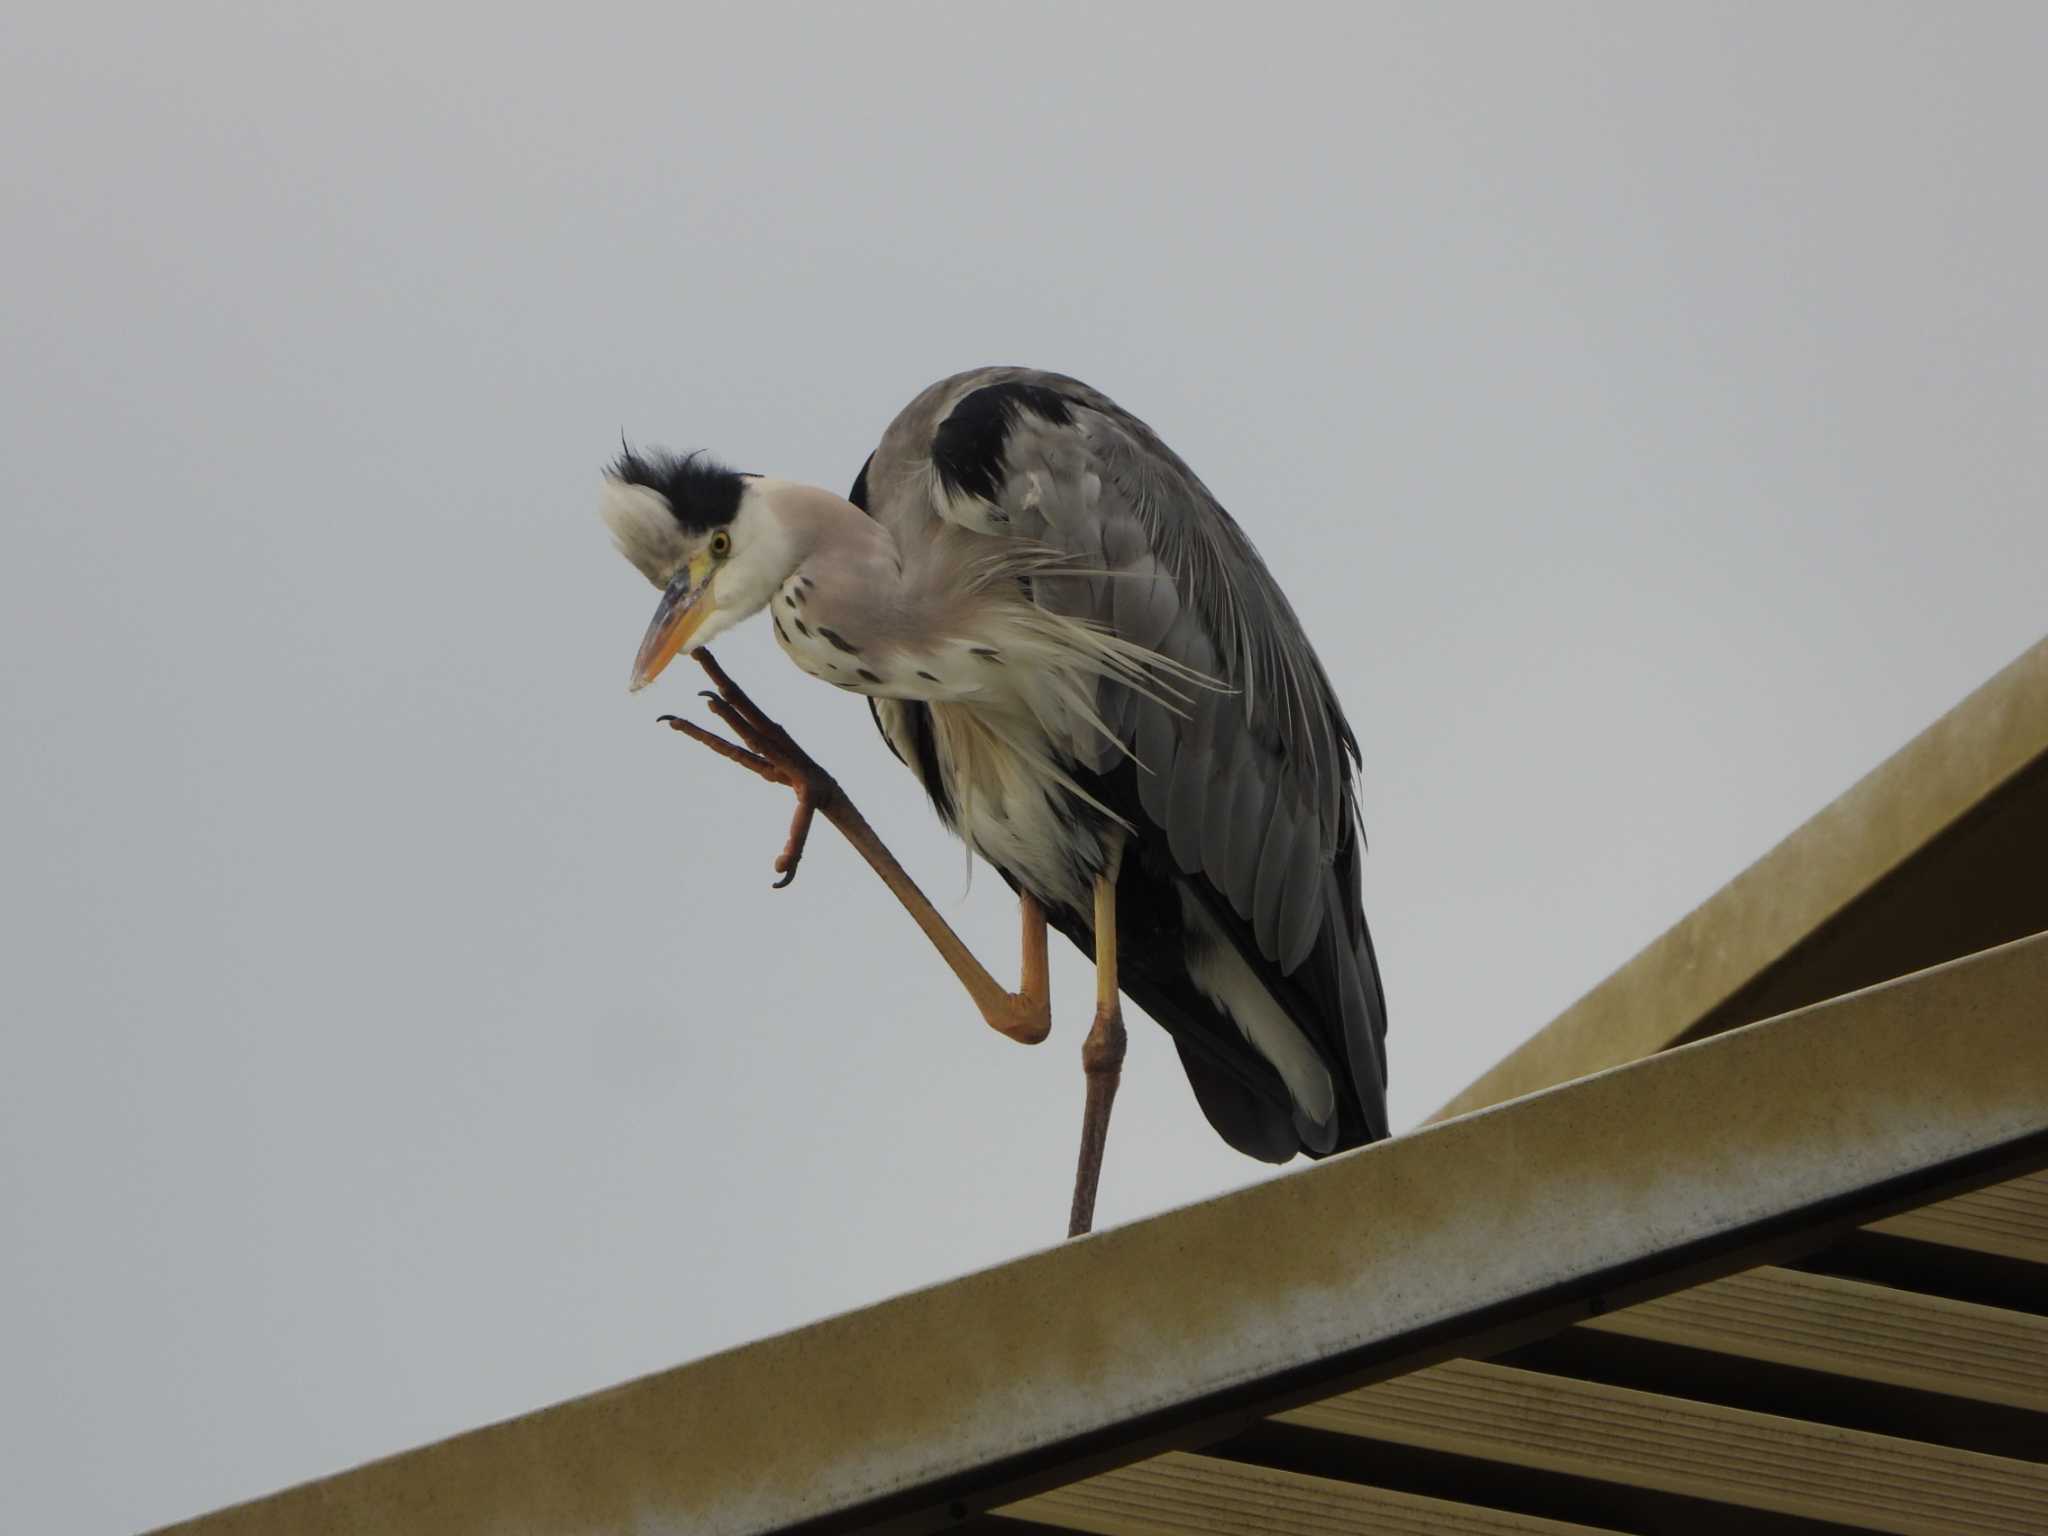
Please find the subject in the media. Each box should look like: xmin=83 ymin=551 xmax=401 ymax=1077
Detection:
xmin=158 ymin=929 xmax=2048 ymax=1536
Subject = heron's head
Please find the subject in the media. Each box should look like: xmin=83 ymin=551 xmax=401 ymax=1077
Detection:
xmin=600 ymin=448 xmax=805 ymax=690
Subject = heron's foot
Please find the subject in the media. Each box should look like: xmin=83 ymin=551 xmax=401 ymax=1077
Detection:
xmin=659 ymin=649 xmax=840 ymax=889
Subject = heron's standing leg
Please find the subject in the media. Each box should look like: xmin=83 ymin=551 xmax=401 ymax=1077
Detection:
xmin=666 ymin=650 xmax=1051 ymax=1045
xmin=1067 ymin=836 xmax=1126 ymax=1238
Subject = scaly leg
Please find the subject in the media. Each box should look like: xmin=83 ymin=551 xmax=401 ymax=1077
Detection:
xmin=1067 ymin=837 xmax=1127 ymax=1238
xmin=663 ymin=650 xmax=1050 ymax=1045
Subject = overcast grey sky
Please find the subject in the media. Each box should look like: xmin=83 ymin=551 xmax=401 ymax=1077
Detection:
xmin=3 ymin=3 xmax=2044 ymax=1531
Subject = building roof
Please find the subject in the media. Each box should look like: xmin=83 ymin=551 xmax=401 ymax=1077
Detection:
xmin=159 ymin=636 xmax=2048 ymax=1536
xmin=1438 ymin=634 xmax=2048 ymax=1121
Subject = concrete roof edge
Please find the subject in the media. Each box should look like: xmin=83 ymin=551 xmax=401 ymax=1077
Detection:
xmin=157 ymin=928 xmax=2048 ymax=1536
xmin=1433 ymin=632 xmax=2048 ymax=1122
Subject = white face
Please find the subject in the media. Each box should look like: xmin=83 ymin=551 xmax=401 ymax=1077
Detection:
xmin=696 ymin=487 xmax=802 ymax=649
xmin=599 ymin=477 xmax=803 ymax=686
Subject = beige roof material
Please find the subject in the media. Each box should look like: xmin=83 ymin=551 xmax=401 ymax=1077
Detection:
xmin=158 ymin=930 xmax=2048 ymax=1536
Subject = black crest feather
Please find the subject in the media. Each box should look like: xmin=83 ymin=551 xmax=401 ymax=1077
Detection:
xmin=608 ymin=446 xmax=748 ymax=532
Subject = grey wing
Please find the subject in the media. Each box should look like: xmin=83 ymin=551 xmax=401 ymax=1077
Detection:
xmin=863 ymin=367 xmax=1389 ymax=1136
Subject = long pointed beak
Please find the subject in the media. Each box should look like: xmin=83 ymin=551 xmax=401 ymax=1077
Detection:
xmin=629 ymin=555 xmax=715 ymax=692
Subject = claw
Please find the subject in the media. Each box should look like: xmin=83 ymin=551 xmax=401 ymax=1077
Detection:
xmin=657 ymin=649 xmax=839 ymax=884
xmin=771 ymin=783 xmax=822 ymax=889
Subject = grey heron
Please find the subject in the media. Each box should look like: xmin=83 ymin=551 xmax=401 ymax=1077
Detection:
xmin=602 ymin=367 xmax=1388 ymax=1235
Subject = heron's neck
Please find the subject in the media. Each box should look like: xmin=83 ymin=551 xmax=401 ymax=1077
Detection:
xmin=748 ymin=478 xmax=907 ymax=620
xmin=759 ymin=480 xmax=996 ymax=681
xmin=755 ymin=481 xmax=896 ymax=581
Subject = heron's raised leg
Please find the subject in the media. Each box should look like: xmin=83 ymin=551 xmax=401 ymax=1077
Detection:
xmin=1067 ymin=840 xmax=1126 ymax=1238
xmin=664 ymin=650 xmax=1051 ymax=1045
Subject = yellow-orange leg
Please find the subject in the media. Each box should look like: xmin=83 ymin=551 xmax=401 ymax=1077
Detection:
xmin=1067 ymin=838 xmax=1126 ymax=1238
xmin=664 ymin=650 xmax=1051 ymax=1046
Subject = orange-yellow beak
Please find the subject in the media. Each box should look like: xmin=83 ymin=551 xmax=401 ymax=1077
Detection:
xmin=628 ymin=552 xmax=716 ymax=692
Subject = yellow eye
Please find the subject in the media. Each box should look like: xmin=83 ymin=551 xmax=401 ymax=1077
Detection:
xmin=709 ymin=530 xmax=732 ymax=558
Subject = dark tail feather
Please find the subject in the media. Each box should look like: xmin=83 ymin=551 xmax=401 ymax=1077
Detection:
xmin=1172 ymin=1037 xmax=1299 ymax=1163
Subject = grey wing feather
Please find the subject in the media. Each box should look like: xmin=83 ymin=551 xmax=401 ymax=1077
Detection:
xmin=869 ymin=364 xmax=1363 ymax=917
xmin=863 ymin=366 xmax=1386 ymax=1130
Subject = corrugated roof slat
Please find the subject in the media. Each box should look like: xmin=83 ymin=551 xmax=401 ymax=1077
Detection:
xmin=1582 ymin=1264 xmax=2048 ymax=1412
xmin=1278 ymin=1359 xmax=2048 ymax=1536
xmin=1871 ymin=1169 xmax=2048 ymax=1265
xmin=1000 ymin=1451 xmax=1624 ymax=1536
